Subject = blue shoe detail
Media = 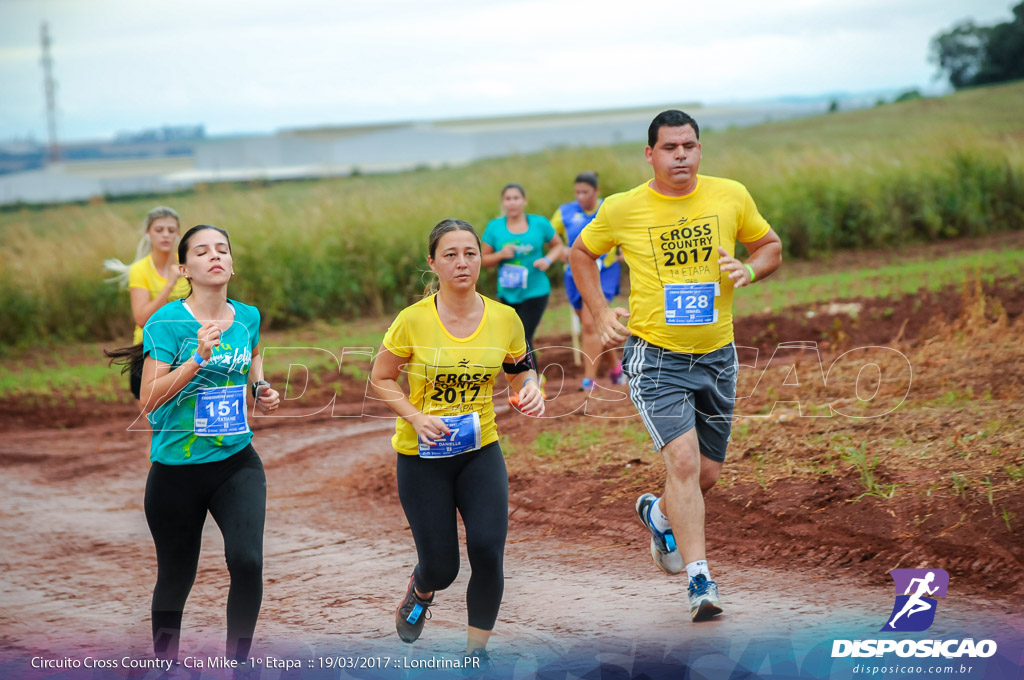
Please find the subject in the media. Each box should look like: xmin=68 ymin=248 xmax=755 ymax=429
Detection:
xmin=688 ymin=574 xmax=723 ymax=622
xmin=396 ymin=574 xmax=433 ymax=643
xmin=688 ymin=574 xmax=711 ymax=597
xmin=664 ymin=532 xmax=677 ymax=553
xmin=635 ymin=493 xmax=684 ymax=574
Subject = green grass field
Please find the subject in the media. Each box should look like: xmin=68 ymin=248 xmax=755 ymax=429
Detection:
xmin=2 ymin=245 xmax=1017 ymax=402
xmin=733 ymin=248 xmax=1024 ymax=317
xmin=2 ymin=81 xmax=1023 ymax=348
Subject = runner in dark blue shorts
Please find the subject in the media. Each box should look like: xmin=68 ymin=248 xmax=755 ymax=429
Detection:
xmin=551 ymin=171 xmax=624 ymax=391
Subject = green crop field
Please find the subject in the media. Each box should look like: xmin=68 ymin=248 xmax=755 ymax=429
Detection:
xmin=2 ymin=243 xmax=1018 ymax=403
xmin=2 ymin=81 xmax=1022 ymax=348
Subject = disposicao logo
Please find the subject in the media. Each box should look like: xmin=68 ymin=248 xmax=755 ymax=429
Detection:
xmin=881 ymin=568 xmax=948 ymax=632
xmin=831 ymin=568 xmax=998 ymax=659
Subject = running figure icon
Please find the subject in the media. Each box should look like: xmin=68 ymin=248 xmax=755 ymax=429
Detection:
xmin=881 ymin=568 xmax=949 ymax=632
xmin=887 ymin=571 xmax=938 ymax=628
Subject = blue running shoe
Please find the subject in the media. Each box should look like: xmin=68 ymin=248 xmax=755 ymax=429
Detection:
xmin=580 ymin=378 xmax=595 ymax=392
xmin=396 ymin=573 xmax=433 ymax=643
xmin=688 ymin=574 xmax=723 ymax=622
xmin=635 ymin=493 xmax=684 ymax=574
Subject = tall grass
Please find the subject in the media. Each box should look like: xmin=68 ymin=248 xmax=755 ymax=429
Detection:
xmin=2 ymin=246 xmax=1017 ymax=401
xmin=2 ymin=82 xmax=1023 ymax=348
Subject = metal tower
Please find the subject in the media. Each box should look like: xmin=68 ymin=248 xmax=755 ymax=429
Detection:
xmin=40 ymin=22 xmax=59 ymax=163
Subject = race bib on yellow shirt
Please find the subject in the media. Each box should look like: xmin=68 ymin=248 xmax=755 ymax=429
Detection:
xmin=664 ymin=282 xmax=720 ymax=325
xmin=418 ymin=412 xmax=482 ymax=458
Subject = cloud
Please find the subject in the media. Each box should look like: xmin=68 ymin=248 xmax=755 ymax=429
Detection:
xmin=0 ymin=0 xmax=1017 ymax=139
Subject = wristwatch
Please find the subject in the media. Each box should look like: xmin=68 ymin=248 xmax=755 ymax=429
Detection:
xmin=251 ymin=380 xmax=271 ymax=399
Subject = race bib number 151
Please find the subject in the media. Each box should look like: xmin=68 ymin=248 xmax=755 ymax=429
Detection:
xmin=194 ymin=384 xmax=249 ymax=437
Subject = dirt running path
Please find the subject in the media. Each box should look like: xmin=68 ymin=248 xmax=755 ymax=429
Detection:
xmin=1 ymin=409 xmax=1016 ymax=674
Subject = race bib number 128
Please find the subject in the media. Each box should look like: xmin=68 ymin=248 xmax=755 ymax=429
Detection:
xmin=664 ymin=282 xmax=720 ymax=326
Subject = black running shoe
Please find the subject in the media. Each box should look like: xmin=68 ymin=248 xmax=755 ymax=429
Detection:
xmin=395 ymin=574 xmax=433 ymax=643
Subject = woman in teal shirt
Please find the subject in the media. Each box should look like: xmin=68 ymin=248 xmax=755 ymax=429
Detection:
xmin=137 ymin=224 xmax=280 ymax=664
xmin=481 ymin=183 xmax=565 ymax=368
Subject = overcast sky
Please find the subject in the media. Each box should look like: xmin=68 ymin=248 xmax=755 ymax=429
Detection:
xmin=0 ymin=0 xmax=1015 ymax=142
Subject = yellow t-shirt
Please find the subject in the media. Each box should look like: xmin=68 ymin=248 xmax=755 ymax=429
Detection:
xmin=128 ymin=255 xmax=190 ymax=344
xmin=580 ymin=175 xmax=771 ymax=354
xmin=382 ymin=294 xmax=528 ymax=456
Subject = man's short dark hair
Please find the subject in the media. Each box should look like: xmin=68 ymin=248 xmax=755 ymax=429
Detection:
xmin=574 ymin=171 xmax=598 ymax=188
xmin=648 ymin=110 xmax=700 ymax=147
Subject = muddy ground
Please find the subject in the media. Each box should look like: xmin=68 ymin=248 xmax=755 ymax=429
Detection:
xmin=1 ymin=277 xmax=1022 ymax=676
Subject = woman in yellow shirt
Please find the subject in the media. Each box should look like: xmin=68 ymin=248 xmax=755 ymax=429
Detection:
xmin=370 ymin=218 xmax=545 ymax=668
xmin=105 ymin=206 xmax=190 ymax=397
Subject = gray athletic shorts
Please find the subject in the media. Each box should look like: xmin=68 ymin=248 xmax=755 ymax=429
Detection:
xmin=622 ymin=336 xmax=738 ymax=462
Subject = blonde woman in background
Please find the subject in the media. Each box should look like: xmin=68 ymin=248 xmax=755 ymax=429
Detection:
xmin=105 ymin=206 xmax=190 ymax=397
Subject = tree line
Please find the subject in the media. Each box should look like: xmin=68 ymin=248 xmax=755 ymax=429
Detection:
xmin=931 ymin=1 xmax=1024 ymax=89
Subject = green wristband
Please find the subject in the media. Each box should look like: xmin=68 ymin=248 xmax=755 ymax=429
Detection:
xmin=744 ymin=264 xmax=756 ymax=282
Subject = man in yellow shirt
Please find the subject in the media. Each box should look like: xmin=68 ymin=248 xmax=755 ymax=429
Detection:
xmin=570 ymin=110 xmax=782 ymax=622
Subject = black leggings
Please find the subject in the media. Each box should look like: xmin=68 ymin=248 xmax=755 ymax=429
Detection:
xmin=500 ymin=293 xmax=549 ymax=369
xmin=145 ymin=445 xmax=266 ymax=661
xmin=396 ymin=441 xmax=508 ymax=630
